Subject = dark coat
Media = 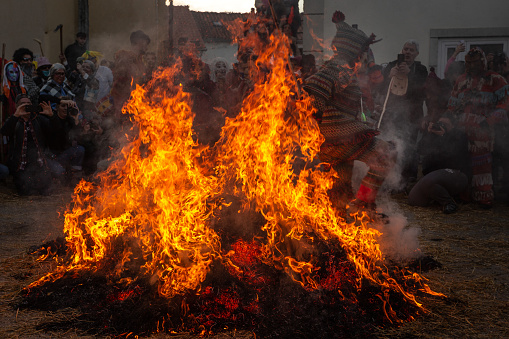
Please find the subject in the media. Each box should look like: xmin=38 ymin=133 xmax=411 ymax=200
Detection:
xmin=381 ymin=60 xmax=428 ymax=124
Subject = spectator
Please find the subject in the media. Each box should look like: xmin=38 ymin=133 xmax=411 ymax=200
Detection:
xmin=12 ymin=48 xmax=40 ymax=103
xmin=379 ymin=39 xmax=428 ymax=186
xmin=0 ymin=94 xmax=56 ymax=195
xmin=73 ymin=116 xmax=103 ymax=175
xmin=408 ymin=169 xmax=468 ymax=214
xmin=33 ymin=57 xmax=53 ymax=89
xmin=446 ymin=47 xmax=509 ymax=208
xmin=81 ymin=50 xmax=113 ymax=102
xmin=46 ymin=97 xmax=86 ymax=174
xmin=39 ymin=63 xmax=76 ymax=110
xmin=409 ymin=113 xmax=470 ymax=213
xmin=2 ymin=61 xmax=27 ymax=120
xmin=110 ymin=30 xmax=150 ymax=120
xmin=445 ymin=42 xmax=466 ymax=74
xmin=418 ymin=113 xmax=469 ymax=176
xmin=64 ymin=32 xmax=87 ymax=72
xmin=303 ymin=10 xmax=395 ymax=218
xmin=74 ymin=60 xmax=100 ymax=119
xmin=143 ymin=51 xmax=157 ymax=83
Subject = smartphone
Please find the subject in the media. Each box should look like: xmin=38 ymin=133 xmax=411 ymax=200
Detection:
xmin=397 ymin=53 xmax=405 ymax=65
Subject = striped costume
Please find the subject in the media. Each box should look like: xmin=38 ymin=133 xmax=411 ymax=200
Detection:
xmin=304 ymin=57 xmax=393 ymax=205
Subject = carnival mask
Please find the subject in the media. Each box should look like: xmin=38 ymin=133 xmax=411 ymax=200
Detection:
xmin=6 ymin=63 xmax=20 ymax=82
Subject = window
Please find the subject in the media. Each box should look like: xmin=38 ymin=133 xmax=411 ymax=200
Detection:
xmin=436 ymin=38 xmax=508 ymax=78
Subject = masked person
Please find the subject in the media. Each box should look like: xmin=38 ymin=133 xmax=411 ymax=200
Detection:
xmin=12 ymin=48 xmax=40 ymax=103
xmin=446 ymin=47 xmax=509 ymax=208
xmin=33 ymin=57 xmax=53 ymax=89
xmin=303 ymin=11 xmax=396 ymax=218
xmin=1 ymin=61 xmax=27 ymax=120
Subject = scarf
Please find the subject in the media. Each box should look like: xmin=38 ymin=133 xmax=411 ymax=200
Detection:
xmin=18 ymin=119 xmax=45 ymax=171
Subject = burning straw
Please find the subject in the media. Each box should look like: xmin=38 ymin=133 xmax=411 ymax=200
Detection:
xmin=18 ymin=18 xmax=444 ymax=337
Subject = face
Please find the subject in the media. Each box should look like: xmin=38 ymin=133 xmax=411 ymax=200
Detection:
xmin=52 ymin=69 xmax=66 ymax=84
xmin=77 ymin=37 xmax=87 ymax=46
xmin=465 ymin=55 xmax=484 ymax=76
xmin=17 ymin=97 xmax=31 ymax=108
xmin=38 ymin=65 xmax=51 ymax=77
xmin=57 ymin=102 xmax=68 ymax=117
xmin=134 ymin=39 xmax=150 ymax=55
xmin=402 ymin=43 xmax=419 ymax=64
xmin=6 ymin=64 xmax=20 ymax=82
xmin=20 ymin=54 xmax=33 ymax=65
xmin=214 ymin=61 xmax=227 ymax=80
xmin=283 ymin=24 xmax=292 ymax=36
xmin=144 ymin=54 xmax=156 ymax=67
xmin=82 ymin=63 xmax=93 ymax=74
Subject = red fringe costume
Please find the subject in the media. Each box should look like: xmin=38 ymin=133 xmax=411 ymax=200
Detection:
xmin=448 ymin=49 xmax=509 ymax=205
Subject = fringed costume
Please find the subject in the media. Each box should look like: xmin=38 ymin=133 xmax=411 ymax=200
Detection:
xmin=448 ymin=48 xmax=509 ymax=206
xmin=303 ymin=11 xmax=394 ymax=211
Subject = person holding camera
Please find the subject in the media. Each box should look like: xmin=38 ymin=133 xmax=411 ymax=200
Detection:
xmin=0 ymin=94 xmax=59 ymax=195
xmin=46 ymin=96 xmax=86 ymax=177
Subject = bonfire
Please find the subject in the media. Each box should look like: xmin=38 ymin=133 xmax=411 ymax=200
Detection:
xmin=18 ymin=17 xmax=444 ymax=338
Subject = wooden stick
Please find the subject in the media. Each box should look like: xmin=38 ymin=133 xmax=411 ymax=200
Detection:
xmin=267 ymin=0 xmax=302 ymax=98
xmin=0 ymin=43 xmax=6 ymax=163
xmin=59 ymin=27 xmax=63 ymax=55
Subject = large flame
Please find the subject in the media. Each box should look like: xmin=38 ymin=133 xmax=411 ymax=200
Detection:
xmin=30 ymin=21 xmax=442 ymax=324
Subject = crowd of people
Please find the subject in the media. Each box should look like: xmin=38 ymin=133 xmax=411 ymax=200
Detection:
xmin=0 ymin=7 xmax=508 ymax=217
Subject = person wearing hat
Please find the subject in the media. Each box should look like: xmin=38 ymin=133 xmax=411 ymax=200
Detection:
xmin=446 ymin=47 xmax=509 ymax=208
xmin=110 ymin=30 xmax=151 ymax=120
xmin=303 ymin=10 xmax=395 ymax=218
xmin=33 ymin=56 xmax=53 ymax=88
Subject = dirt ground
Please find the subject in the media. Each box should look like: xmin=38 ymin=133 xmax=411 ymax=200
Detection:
xmin=0 ymin=179 xmax=508 ymax=338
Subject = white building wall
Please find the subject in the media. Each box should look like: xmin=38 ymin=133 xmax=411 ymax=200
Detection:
xmin=307 ymin=0 xmax=509 ymax=71
xmin=201 ymin=43 xmax=239 ymax=68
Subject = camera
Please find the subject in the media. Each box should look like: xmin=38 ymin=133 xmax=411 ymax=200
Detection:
xmin=431 ymin=121 xmax=446 ymax=132
xmin=25 ymin=104 xmax=42 ymax=113
xmin=67 ymin=106 xmax=79 ymax=117
xmin=397 ymin=53 xmax=405 ymax=65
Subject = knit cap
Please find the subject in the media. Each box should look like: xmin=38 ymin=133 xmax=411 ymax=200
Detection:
xmin=331 ymin=11 xmax=376 ymax=61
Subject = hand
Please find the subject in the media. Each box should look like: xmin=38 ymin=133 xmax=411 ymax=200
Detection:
xmin=427 ymin=122 xmax=445 ymax=136
xmin=92 ymin=125 xmax=103 ymax=135
xmin=397 ymin=62 xmax=410 ymax=75
xmin=13 ymin=103 xmax=31 ymax=119
xmin=39 ymin=101 xmax=53 ymax=117
xmin=59 ymin=53 xmax=67 ymax=63
xmin=453 ymin=43 xmax=466 ymax=57
xmin=61 ymin=99 xmax=77 ymax=109
xmin=76 ymin=63 xmax=86 ymax=76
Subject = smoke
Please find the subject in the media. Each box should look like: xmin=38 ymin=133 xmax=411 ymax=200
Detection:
xmin=351 ymin=139 xmax=423 ymax=264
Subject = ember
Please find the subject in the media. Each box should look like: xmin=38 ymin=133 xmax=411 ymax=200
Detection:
xmin=16 ymin=16 xmax=444 ymax=337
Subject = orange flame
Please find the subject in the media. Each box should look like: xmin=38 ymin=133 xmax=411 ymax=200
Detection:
xmin=30 ymin=19 xmax=443 ymax=322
